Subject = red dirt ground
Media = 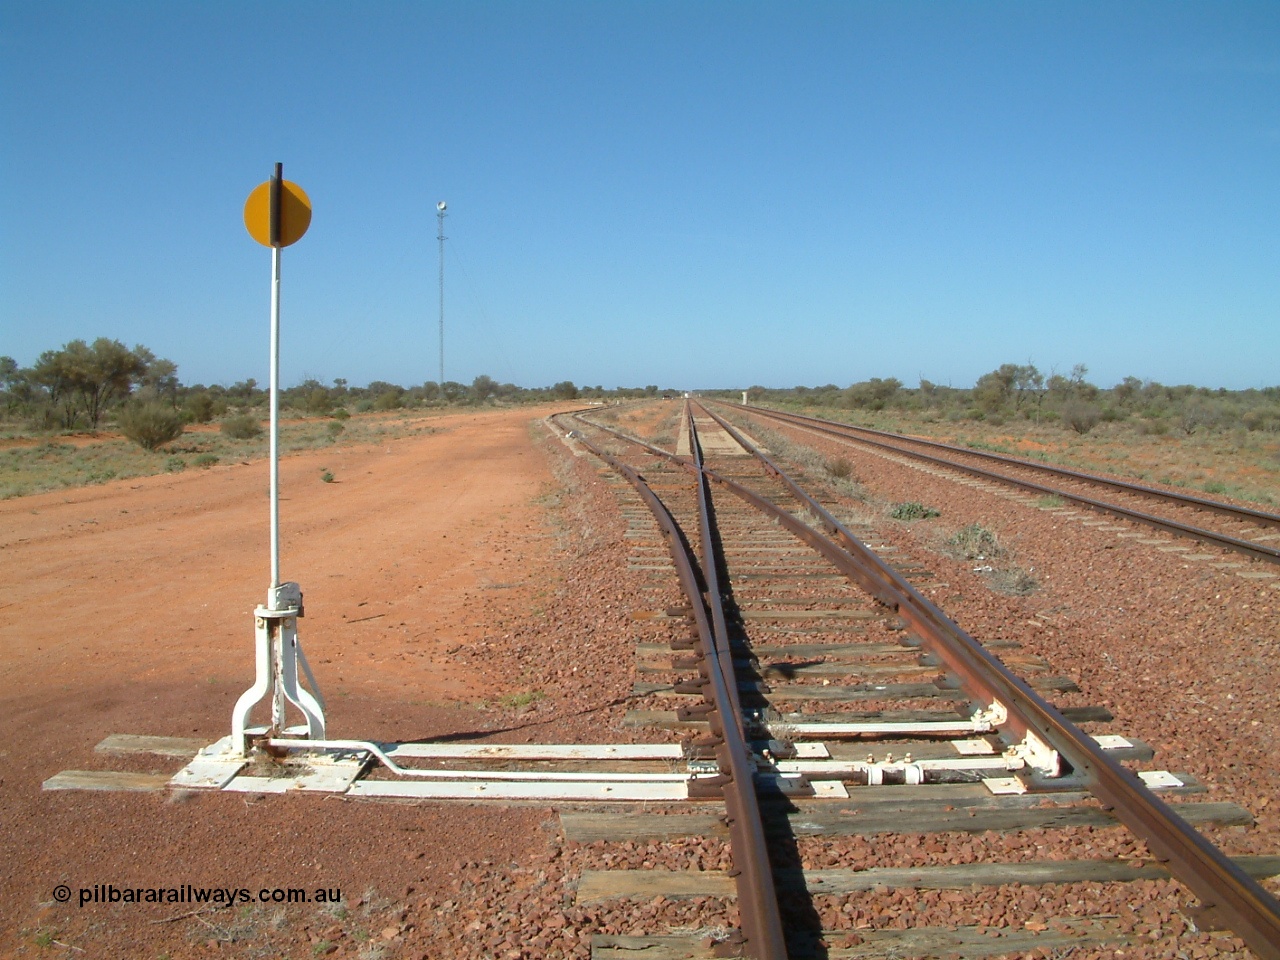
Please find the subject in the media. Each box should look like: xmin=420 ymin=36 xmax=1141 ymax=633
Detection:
xmin=0 ymin=404 xmax=581 ymax=957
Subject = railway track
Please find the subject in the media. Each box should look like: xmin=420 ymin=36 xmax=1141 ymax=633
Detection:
xmin=42 ymin=401 xmax=1279 ymax=957
xmin=712 ymin=402 xmax=1280 ymax=568
xmin=559 ymin=401 xmax=1280 ymax=960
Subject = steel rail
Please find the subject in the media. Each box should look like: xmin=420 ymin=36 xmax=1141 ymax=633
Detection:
xmin=692 ymin=401 xmax=1280 ymax=960
xmin=720 ymin=402 xmax=1280 ymax=566
xmin=562 ymin=420 xmax=789 ymax=960
xmin=732 ymin=402 xmax=1280 ymax=530
xmin=682 ymin=402 xmax=790 ymax=960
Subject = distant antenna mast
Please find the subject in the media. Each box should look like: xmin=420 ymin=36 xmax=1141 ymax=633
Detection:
xmin=436 ymin=201 xmax=447 ymax=386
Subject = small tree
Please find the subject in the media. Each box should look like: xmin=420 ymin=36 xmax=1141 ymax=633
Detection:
xmin=134 ymin=348 xmax=180 ymax=407
xmin=471 ymin=374 xmax=497 ymax=403
xmin=973 ymin=365 xmax=1017 ymax=414
xmin=119 ymin=402 xmax=185 ymax=450
xmin=30 ymin=338 xmax=152 ymax=429
xmin=844 ymin=377 xmax=901 ymax=411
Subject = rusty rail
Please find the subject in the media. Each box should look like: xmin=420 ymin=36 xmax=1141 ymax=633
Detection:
xmin=564 ymin=418 xmax=789 ymax=960
xmin=724 ymin=402 xmax=1280 ymax=565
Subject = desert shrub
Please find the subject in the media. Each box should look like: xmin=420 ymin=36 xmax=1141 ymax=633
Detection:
xmin=194 ymin=453 xmax=219 ymax=468
xmin=373 ymin=390 xmax=403 ymax=411
xmin=184 ymin=391 xmax=225 ymax=424
xmin=326 ymin=421 xmax=345 ymax=439
xmin=890 ymin=501 xmax=939 ymax=521
xmin=118 ymin=403 xmax=185 ymax=451
xmin=221 ymin=414 xmax=262 ymax=440
xmin=26 ymin=407 xmax=61 ymax=432
xmin=826 ymin=457 xmax=853 ymax=479
xmin=1060 ymin=401 xmax=1101 ymax=435
xmin=302 ymin=389 xmax=332 ymax=415
xmin=165 ymin=456 xmax=186 ymax=472
xmin=990 ymin=568 xmax=1039 ymax=596
xmin=1240 ymin=408 xmax=1279 ymax=432
xmin=332 ymin=407 xmax=351 ymax=421
xmin=948 ymin=523 xmax=1002 ymax=560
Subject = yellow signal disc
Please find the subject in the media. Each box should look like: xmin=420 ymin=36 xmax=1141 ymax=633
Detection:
xmin=243 ymin=179 xmax=312 ymax=248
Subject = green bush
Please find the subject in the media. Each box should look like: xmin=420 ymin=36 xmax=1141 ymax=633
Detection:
xmin=194 ymin=453 xmax=219 ymax=468
xmin=303 ymin=389 xmax=333 ymax=414
xmin=373 ymin=390 xmax=403 ymax=411
xmin=184 ymin=391 xmax=226 ymax=423
xmin=118 ymin=403 xmax=186 ymax=451
xmin=332 ymin=407 xmax=351 ymax=421
xmin=890 ymin=501 xmax=939 ymax=521
xmin=221 ymin=414 xmax=263 ymax=440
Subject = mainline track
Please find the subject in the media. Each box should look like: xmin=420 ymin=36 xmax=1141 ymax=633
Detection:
xmin=562 ymin=401 xmax=1280 ymax=960
xmin=717 ymin=402 xmax=1280 ymax=566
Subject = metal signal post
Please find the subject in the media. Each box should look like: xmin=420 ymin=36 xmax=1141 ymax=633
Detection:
xmin=436 ymin=201 xmax=446 ymax=387
xmin=269 ymin=164 xmax=283 ymax=593
xmin=229 ymin=163 xmax=325 ymax=759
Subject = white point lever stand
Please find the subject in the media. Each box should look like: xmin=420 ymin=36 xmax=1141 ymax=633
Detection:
xmin=229 ymin=581 xmax=326 ymax=759
xmin=171 ymin=165 xmax=348 ymax=791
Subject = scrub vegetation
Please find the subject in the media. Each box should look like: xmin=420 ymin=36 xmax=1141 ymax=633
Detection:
xmin=0 ymin=339 xmax=685 ymax=500
xmin=725 ymin=362 xmax=1280 ymax=437
xmin=717 ymin=361 xmax=1280 ymax=507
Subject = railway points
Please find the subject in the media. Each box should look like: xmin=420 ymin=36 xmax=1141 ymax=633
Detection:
xmin=36 ymin=398 xmax=1280 ymax=958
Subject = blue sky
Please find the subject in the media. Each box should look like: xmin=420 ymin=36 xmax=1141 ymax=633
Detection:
xmin=2 ymin=2 xmax=1277 ymax=392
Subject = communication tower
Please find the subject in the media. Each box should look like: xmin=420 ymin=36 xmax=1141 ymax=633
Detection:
xmin=436 ymin=201 xmax=447 ymax=387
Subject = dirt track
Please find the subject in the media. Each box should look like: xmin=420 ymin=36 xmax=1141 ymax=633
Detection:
xmin=0 ymin=405 xmax=580 ymax=956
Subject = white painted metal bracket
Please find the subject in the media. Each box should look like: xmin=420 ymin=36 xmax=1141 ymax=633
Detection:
xmin=1003 ymin=728 xmax=1062 ymax=778
xmin=773 ymin=700 xmax=1010 ymax=739
xmin=229 ymin=582 xmax=326 ymax=758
